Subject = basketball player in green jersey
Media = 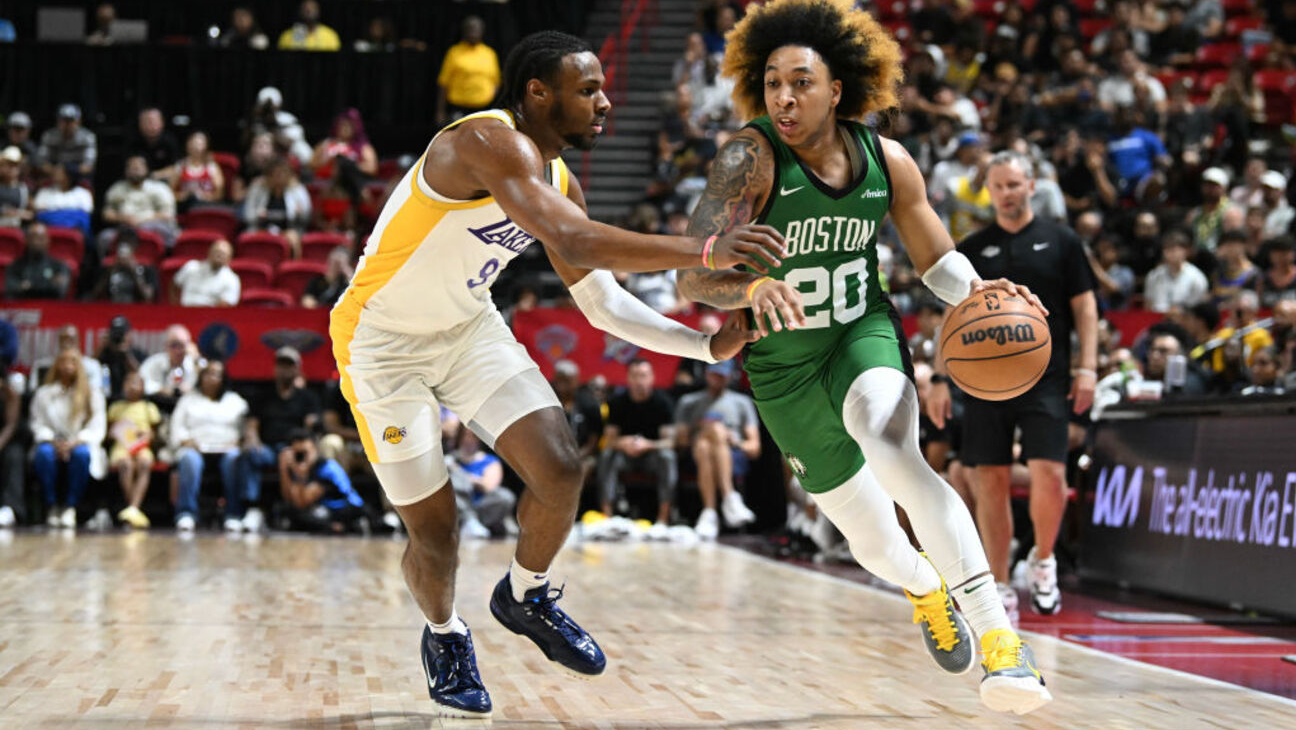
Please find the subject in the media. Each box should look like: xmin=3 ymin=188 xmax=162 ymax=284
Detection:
xmin=677 ymin=0 xmax=1052 ymax=714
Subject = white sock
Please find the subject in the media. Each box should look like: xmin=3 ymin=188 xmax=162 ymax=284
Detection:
xmin=509 ymin=559 xmax=548 ymax=602
xmin=428 ymin=608 xmax=468 ymax=636
xmin=811 ymin=466 xmax=942 ymax=596
xmin=953 ymin=575 xmax=1013 ymax=637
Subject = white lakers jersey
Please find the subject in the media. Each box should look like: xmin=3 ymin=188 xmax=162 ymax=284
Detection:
xmin=334 ymin=109 xmax=569 ymax=336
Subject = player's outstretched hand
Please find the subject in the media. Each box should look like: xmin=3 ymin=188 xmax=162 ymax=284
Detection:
xmin=750 ymin=278 xmax=806 ymax=336
xmin=710 ymin=224 xmax=785 ymax=273
xmin=970 ymin=278 xmax=1049 ymax=317
xmin=709 ymin=311 xmax=761 ymax=361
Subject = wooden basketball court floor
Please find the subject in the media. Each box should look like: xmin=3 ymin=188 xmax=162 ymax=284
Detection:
xmin=1 ymin=532 xmax=1293 ymax=730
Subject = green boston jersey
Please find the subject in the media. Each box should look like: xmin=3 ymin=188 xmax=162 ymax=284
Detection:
xmin=743 ymin=115 xmax=893 ymax=366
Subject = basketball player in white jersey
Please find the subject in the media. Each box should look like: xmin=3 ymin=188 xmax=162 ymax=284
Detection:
xmin=329 ymin=31 xmax=788 ymax=717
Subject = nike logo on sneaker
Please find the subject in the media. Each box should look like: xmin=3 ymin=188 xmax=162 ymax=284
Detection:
xmin=1033 ymin=242 xmax=1049 ymax=250
xmin=780 ymin=185 xmax=804 ymax=196
xmin=963 ymin=581 xmax=988 ymax=595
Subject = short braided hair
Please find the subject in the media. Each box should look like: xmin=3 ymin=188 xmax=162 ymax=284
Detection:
xmin=497 ymin=31 xmax=593 ymax=112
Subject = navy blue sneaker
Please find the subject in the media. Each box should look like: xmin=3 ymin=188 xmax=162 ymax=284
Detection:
xmin=420 ymin=625 xmax=492 ymax=717
xmin=489 ymin=576 xmax=607 ymax=677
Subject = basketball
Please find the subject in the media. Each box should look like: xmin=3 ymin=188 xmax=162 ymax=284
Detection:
xmin=940 ymin=290 xmax=1051 ymax=401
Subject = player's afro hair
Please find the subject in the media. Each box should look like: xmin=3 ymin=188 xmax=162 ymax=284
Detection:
xmin=498 ymin=31 xmax=593 ymax=112
xmin=722 ymin=0 xmax=903 ymax=121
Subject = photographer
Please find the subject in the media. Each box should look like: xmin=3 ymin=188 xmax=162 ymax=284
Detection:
xmin=93 ymin=234 xmax=158 ymax=304
xmin=278 ymin=428 xmax=367 ymax=533
xmin=96 ymin=316 xmax=148 ymax=401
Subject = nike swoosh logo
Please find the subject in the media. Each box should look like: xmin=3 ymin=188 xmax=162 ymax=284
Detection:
xmin=780 ymin=185 xmax=804 ymax=196
xmin=1033 ymin=243 xmax=1049 ymax=250
xmin=962 ymin=581 xmax=988 ymax=595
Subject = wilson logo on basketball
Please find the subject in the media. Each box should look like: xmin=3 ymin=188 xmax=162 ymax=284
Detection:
xmin=960 ymin=324 xmax=1038 ymax=347
xmin=383 ymin=426 xmax=407 ymax=444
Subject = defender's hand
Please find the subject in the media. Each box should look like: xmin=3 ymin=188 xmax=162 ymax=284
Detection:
xmin=927 ymin=380 xmax=952 ymax=429
xmin=709 ymin=311 xmax=760 ymax=361
xmin=750 ymin=278 xmax=806 ymax=336
xmin=709 ymin=224 xmax=785 ymax=273
xmin=970 ymin=278 xmax=1049 ymax=317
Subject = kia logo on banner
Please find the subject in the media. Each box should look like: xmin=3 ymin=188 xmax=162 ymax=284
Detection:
xmin=1082 ymin=414 xmax=1296 ymax=618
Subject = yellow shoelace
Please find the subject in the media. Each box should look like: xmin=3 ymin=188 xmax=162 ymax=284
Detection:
xmin=982 ymin=633 xmax=1024 ymax=673
xmin=910 ymin=593 xmax=960 ymax=652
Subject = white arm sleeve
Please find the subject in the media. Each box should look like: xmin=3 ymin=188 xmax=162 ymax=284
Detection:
xmin=568 ymin=270 xmax=717 ymax=364
xmin=920 ymin=249 xmax=980 ymax=306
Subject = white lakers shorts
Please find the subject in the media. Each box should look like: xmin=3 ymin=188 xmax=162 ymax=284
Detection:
xmin=332 ymin=306 xmax=559 ymax=503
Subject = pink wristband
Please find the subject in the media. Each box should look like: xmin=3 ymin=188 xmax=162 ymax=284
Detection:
xmin=702 ymin=235 xmax=718 ymax=269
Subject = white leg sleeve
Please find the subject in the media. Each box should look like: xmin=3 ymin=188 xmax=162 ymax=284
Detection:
xmin=811 ymin=465 xmax=942 ymax=595
xmin=370 ymin=448 xmax=450 ymax=507
xmin=840 ymin=368 xmax=990 ymax=588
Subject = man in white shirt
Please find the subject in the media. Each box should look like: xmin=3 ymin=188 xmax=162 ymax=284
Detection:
xmin=1097 ymin=50 xmax=1166 ymax=115
xmin=139 ymin=324 xmax=200 ymax=408
xmin=173 ymin=239 xmax=241 ymax=307
xmin=1143 ymin=231 xmax=1209 ymax=312
xmin=1260 ymin=170 xmax=1294 ymax=239
xmin=99 ymin=154 xmax=179 ymax=253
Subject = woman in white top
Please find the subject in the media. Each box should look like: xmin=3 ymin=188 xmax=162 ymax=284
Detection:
xmin=31 ymin=348 xmax=107 ymax=528
xmin=168 ymin=360 xmax=248 ymax=531
xmin=32 ymin=163 xmax=94 ymax=238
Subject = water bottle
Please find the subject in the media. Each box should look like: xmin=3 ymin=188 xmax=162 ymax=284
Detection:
xmin=1166 ymin=354 xmax=1187 ymax=392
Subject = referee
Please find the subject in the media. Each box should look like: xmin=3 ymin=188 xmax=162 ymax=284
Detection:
xmin=927 ymin=151 xmax=1098 ymax=619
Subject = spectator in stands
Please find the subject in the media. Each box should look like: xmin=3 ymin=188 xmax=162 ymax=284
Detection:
xmin=28 ymin=324 xmax=106 ymax=396
xmin=1212 ymin=229 xmax=1260 ymax=304
xmin=278 ymin=0 xmax=340 ymax=52
xmin=907 ymin=301 xmax=945 ymax=363
xmin=1144 ymin=230 xmax=1209 ymax=313
xmin=1056 ymin=131 xmax=1119 ymax=215
xmin=1259 ymin=236 xmax=1296 ymax=308
xmin=243 ymin=158 xmax=310 ymax=257
xmin=5 ymin=112 xmax=40 ymax=173
xmin=278 ymin=428 xmax=368 ymax=533
xmin=1106 ymin=108 xmax=1169 ymax=205
xmin=31 ymin=348 xmax=106 ymax=528
xmin=702 ymin=2 xmax=738 ymax=55
xmin=96 ymin=315 xmax=146 ymax=400
xmin=236 ymin=346 xmax=321 ymax=529
xmin=1149 ymin=0 xmax=1199 ymax=67
xmin=217 ymin=6 xmax=269 ymax=50
xmin=0 ymin=358 xmax=23 ymax=528
xmin=597 ymin=359 xmax=677 ymax=530
xmin=1188 ymin=167 xmax=1237 ymax=253
xmin=169 ymin=360 xmax=247 ymax=532
xmin=1208 ymin=63 xmax=1261 ymax=172
xmin=672 ymin=33 xmax=708 ymax=88
xmin=944 ymin=151 xmax=994 ymax=242
xmin=4 ymin=222 xmax=69 ymax=300
xmin=1259 ymin=171 xmax=1293 ymax=239
xmin=106 ymin=371 xmax=160 ymax=529
xmin=447 ymin=425 xmax=516 ymax=539
xmin=242 ymin=87 xmax=312 ymax=168
xmin=172 ymin=238 xmax=240 ymax=307
xmin=1185 ymin=0 xmax=1225 ymax=39
xmin=85 ymin=3 xmax=116 ymax=46
xmin=1142 ymin=332 xmax=1208 ymax=396
xmin=1240 ymin=346 xmax=1284 ymax=396
xmin=675 ymin=360 xmax=760 ymax=540
xmin=1230 ymin=158 xmax=1268 ymax=209
xmin=928 ymin=132 xmax=982 ymax=207
xmin=0 ymin=146 xmax=29 ymax=227
xmin=92 ymin=232 xmax=157 ymax=304
xmin=169 ymin=131 xmax=225 ymax=213
xmin=319 ymin=379 xmax=362 ymax=473
xmin=301 ymin=246 xmax=352 ymax=309
xmin=1162 ymin=80 xmax=1211 ymax=166
xmin=129 ymin=107 xmax=180 ymax=174
xmin=39 ymin=104 xmax=96 ymax=178
xmin=435 ymin=16 xmax=500 ymax=126
xmin=1090 ymin=233 xmax=1136 ymax=311
xmin=100 ymin=155 xmax=179 ymax=252
xmin=1125 ymin=209 xmax=1163 ymax=276
xmin=1093 ymin=3 xmax=1151 ymax=62
xmin=945 ymin=39 xmax=982 ymax=95
xmin=310 ymin=109 xmax=377 ymax=206
xmin=139 ymin=324 xmax=199 ymax=407
xmin=31 ymin=163 xmax=93 ymax=238
xmin=550 ymin=360 xmax=602 ymax=484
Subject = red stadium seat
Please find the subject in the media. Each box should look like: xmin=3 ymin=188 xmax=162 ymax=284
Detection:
xmin=1222 ymin=0 xmax=1256 ymax=15
xmin=1256 ymin=69 xmax=1296 ymax=92
xmin=0 ymin=228 xmax=23 ymax=262
xmin=1156 ymin=70 xmax=1197 ymax=94
xmin=1196 ymin=43 xmax=1241 ymax=68
xmin=1071 ymin=0 xmax=1101 ymax=15
xmin=300 ymin=232 xmax=350 ymax=262
xmin=1079 ymin=17 xmax=1113 ymax=40
xmin=376 ymin=158 xmax=405 ymax=180
xmin=1198 ymin=69 xmax=1231 ymax=93
xmin=46 ymin=227 xmax=84 ymax=265
xmin=275 ymin=259 xmax=327 ymax=299
xmin=173 ymin=229 xmax=224 ymax=261
xmin=229 ymin=258 xmax=274 ymax=289
xmin=235 ymin=231 xmax=290 ymax=267
xmin=1225 ymin=16 xmax=1265 ymax=37
xmin=159 ymin=257 xmax=190 ymax=301
xmin=132 ymin=229 xmax=166 ymax=265
xmin=240 ymin=287 xmax=295 ymax=307
xmin=882 ymin=20 xmax=912 ymax=43
xmin=874 ymin=0 xmax=909 ymax=21
xmin=211 ymin=152 xmax=241 ymax=198
xmin=179 ymin=208 xmax=240 ymax=240
xmin=1246 ymin=43 xmax=1273 ymax=65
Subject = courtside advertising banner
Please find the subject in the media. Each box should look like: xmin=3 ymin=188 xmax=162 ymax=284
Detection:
xmin=1082 ymin=414 xmax=1296 ymax=617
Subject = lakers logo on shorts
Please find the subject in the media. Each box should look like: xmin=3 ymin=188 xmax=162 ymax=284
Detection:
xmin=786 ymin=454 xmax=807 ymax=478
xmin=383 ymin=426 xmax=407 ymax=445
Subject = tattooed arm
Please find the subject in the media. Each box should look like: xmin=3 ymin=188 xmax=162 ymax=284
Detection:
xmin=678 ymin=131 xmax=806 ymax=334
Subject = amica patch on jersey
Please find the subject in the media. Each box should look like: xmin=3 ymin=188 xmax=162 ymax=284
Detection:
xmin=383 ymin=426 xmax=407 ymax=445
